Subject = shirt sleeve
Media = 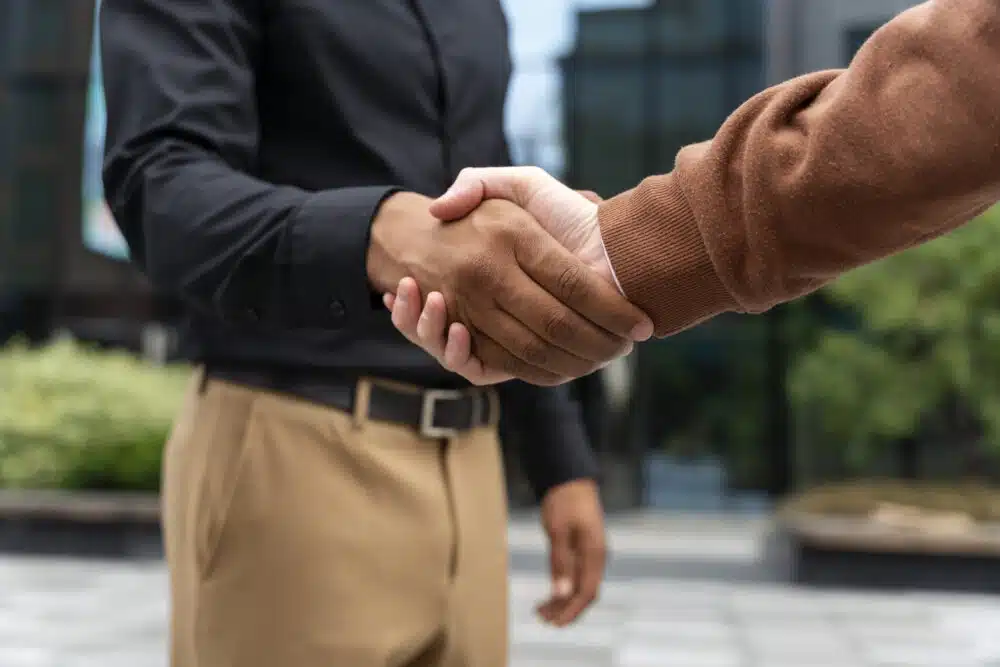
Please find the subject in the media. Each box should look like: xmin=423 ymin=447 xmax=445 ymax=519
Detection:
xmin=497 ymin=381 xmax=600 ymax=500
xmin=598 ymin=0 xmax=1000 ymax=337
xmin=100 ymin=0 xmax=399 ymax=332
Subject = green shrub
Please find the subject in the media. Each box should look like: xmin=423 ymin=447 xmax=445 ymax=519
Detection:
xmin=789 ymin=206 xmax=1000 ymax=473
xmin=0 ymin=339 xmax=191 ymax=491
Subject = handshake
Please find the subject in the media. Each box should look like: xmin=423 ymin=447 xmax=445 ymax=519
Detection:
xmin=367 ymin=166 xmax=654 ymax=386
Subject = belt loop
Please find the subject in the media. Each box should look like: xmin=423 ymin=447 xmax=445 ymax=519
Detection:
xmin=353 ymin=378 xmax=373 ymax=430
xmin=486 ymin=388 xmax=501 ymax=427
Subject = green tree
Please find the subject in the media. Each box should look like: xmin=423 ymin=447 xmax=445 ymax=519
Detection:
xmin=789 ymin=207 xmax=1000 ymax=479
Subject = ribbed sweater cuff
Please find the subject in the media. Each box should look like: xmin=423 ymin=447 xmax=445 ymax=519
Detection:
xmin=598 ymin=173 xmax=738 ymax=337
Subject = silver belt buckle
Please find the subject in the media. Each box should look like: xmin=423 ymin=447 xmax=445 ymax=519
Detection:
xmin=419 ymin=389 xmax=465 ymax=439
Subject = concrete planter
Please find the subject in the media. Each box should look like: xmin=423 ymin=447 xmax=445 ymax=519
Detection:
xmin=0 ymin=490 xmax=162 ymax=559
xmin=766 ymin=511 xmax=1000 ymax=593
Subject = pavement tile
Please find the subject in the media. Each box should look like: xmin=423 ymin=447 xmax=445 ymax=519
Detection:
xmin=617 ymin=643 xmax=745 ymax=667
xmin=0 ymin=540 xmax=998 ymax=667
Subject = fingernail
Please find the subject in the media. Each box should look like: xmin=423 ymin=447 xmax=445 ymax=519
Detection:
xmin=630 ymin=321 xmax=653 ymax=341
xmin=553 ymin=578 xmax=573 ymax=599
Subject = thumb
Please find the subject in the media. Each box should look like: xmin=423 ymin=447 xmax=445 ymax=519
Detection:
xmin=548 ymin=526 xmax=575 ymax=600
xmin=429 ymin=166 xmax=549 ymax=221
xmin=428 ymin=172 xmax=487 ymax=221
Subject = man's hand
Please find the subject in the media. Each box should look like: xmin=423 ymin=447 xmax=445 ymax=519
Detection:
xmin=431 ymin=168 xmax=618 ymax=286
xmin=383 ymin=169 xmax=640 ymax=385
xmin=537 ymin=479 xmax=606 ymax=626
xmin=367 ymin=191 xmax=651 ymax=386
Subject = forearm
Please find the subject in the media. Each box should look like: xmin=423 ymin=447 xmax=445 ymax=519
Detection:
xmin=599 ymin=0 xmax=1000 ymax=336
xmin=101 ymin=0 xmax=399 ymax=332
xmin=105 ymin=143 xmax=397 ymax=330
xmin=497 ymin=381 xmax=599 ymax=499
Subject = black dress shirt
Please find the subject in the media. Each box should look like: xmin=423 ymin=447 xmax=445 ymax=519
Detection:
xmin=99 ymin=0 xmax=598 ymax=496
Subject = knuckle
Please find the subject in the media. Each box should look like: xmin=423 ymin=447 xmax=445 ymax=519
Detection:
xmin=520 ymin=338 xmax=549 ymax=366
xmin=556 ymin=264 xmax=585 ymax=302
xmin=543 ymin=310 xmax=575 ymax=344
xmin=456 ymin=252 xmax=494 ymax=288
xmin=526 ymin=165 xmax=547 ymax=180
xmin=498 ymin=351 xmax=524 ymax=376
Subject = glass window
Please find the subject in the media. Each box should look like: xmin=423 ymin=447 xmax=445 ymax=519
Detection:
xmin=9 ymin=85 xmax=62 ymax=152
xmin=3 ymin=164 xmax=56 ymax=289
xmin=0 ymin=94 xmax=10 ymax=180
xmin=566 ymin=62 xmax=647 ymax=195
xmin=6 ymin=0 xmax=69 ymax=71
xmin=12 ymin=165 xmax=58 ymax=244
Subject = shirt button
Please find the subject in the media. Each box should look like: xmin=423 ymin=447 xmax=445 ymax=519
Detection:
xmin=329 ymin=299 xmax=347 ymax=322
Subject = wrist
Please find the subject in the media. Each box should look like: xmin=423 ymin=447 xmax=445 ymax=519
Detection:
xmin=366 ymin=191 xmax=434 ymax=293
xmin=599 ymin=232 xmax=625 ymax=296
xmin=580 ymin=208 xmax=622 ymax=293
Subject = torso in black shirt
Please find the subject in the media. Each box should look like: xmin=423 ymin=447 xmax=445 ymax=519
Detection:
xmin=101 ymin=0 xmax=598 ymax=494
xmin=106 ymin=0 xmax=511 ymax=387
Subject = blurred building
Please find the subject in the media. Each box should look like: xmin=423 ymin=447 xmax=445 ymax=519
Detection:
xmin=0 ymin=0 xmax=179 ymax=351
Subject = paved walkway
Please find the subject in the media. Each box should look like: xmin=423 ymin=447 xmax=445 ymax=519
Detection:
xmin=0 ymin=553 xmax=999 ymax=667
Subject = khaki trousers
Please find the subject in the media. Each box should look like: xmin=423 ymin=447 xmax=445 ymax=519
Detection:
xmin=162 ymin=371 xmax=509 ymax=667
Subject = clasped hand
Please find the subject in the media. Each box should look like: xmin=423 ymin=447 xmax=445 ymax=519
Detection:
xmin=368 ymin=166 xmax=652 ymax=386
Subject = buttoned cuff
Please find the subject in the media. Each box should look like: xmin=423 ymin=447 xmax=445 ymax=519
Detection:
xmin=284 ymin=185 xmax=401 ymax=330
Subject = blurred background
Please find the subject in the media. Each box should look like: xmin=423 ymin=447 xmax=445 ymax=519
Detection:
xmin=3 ymin=1 xmax=1000 ymax=666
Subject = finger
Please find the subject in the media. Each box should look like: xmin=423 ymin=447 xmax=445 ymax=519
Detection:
xmin=440 ymin=322 xmax=514 ymax=386
xmin=497 ymin=272 xmax=634 ymax=367
xmin=466 ymin=306 xmax=594 ymax=384
xmin=433 ymin=301 xmax=519 ymax=386
xmin=383 ymin=293 xmax=395 ymax=310
xmin=414 ymin=291 xmax=448 ymax=358
xmin=418 ymin=296 xmax=522 ymax=385
xmin=389 ymin=286 xmax=512 ymax=385
xmin=539 ymin=526 xmax=575 ymax=623
xmin=576 ymin=190 xmax=602 ymax=204
xmin=519 ymin=237 xmax=653 ymax=343
xmin=429 ymin=172 xmax=488 ymax=221
xmin=390 ymin=278 xmax=425 ymax=343
xmin=431 ymin=166 xmax=545 ymax=221
xmin=443 ymin=321 xmax=472 ymax=369
xmin=493 ymin=238 xmax=635 ymax=365
xmin=552 ymin=531 xmax=606 ymax=626
xmin=468 ymin=323 xmax=569 ymax=386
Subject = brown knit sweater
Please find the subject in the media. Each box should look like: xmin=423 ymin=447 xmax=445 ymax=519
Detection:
xmin=598 ymin=0 xmax=1000 ymax=337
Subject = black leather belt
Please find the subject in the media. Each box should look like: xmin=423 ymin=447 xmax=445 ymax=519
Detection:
xmin=203 ymin=366 xmax=497 ymax=439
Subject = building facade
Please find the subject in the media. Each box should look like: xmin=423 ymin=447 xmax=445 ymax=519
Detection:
xmin=0 ymin=0 xmax=171 ymax=348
